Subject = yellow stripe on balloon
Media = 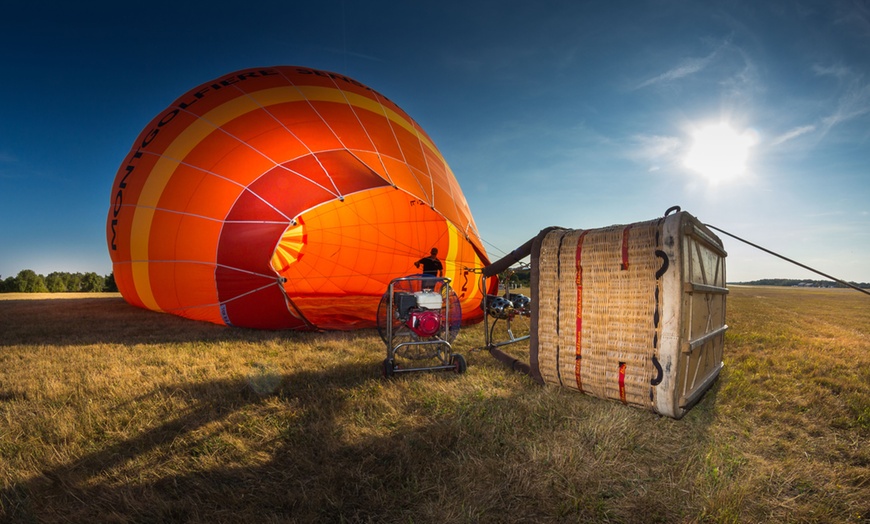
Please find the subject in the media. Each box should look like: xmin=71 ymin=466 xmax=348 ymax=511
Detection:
xmin=447 ymin=221 xmax=485 ymax=311
xmin=445 ymin=221 xmax=461 ymax=285
xmin=246 ymin=85 xmax=444 ymax=164
xmin=129 ymin=85 xmax=445 ymax=310
xmin=446 ymin=222 xmax=474 ymax=304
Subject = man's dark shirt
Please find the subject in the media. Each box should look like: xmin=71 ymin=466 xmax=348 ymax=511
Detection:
xmin=416 ymin=256 xmax=442 ymax=276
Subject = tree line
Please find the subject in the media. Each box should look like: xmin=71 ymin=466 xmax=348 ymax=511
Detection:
xmin=732 ymin=278 xmax=870 ymax=289
xmin=0 ymin=270 xmax=118 ymax=293
xmin=4 ymin=269 xmax=866 ymax=294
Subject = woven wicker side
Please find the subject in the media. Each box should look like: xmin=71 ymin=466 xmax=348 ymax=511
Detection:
xmin=536 ymin=230 xmax=565 ymax=386
xmin=578 ymin=222 xmax=660 ymax=407
xmin=554 ymin=230 xmax=583 ymax=392
xmin=534 ymin=219 xmax=664 ymax=410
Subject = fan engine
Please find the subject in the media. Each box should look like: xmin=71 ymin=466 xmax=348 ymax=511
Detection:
xmin=395 ymin=290 xmax=444 ymax=337
xmin=376 ymin=275 xmax=466 ymax=377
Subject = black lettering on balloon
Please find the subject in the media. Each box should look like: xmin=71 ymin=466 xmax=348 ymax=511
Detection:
xmin=111 ymin=219 xmax=118 ymax=251
xmin=140 ymin=128 xmax=159 ymax=148
xmin=113 ymin=190 xmax=123 ymax=215
xmin=118 ymin=163 xmax=134 ymax=190
xmin=158 ymin=109 xmax=178 ymax=126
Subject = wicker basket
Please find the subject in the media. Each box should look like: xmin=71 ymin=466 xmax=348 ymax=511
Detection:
xmin=529 ymin=210 xmax=727 ymax=418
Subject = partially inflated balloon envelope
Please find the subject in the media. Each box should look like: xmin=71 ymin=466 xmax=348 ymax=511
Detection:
xmin=107 ymin=66 xmax=494 ymax=329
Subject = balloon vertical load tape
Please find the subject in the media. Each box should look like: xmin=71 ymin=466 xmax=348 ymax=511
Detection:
xmin=529 ymin=210 xmax=727 ymax=419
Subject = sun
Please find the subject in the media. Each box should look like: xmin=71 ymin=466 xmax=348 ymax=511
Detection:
xmin=684 ymin=123 xmax=756 ymax=183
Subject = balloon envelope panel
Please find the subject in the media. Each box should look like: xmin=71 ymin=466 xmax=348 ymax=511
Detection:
xmin=107 ymin=66 xmax=492 ymax=329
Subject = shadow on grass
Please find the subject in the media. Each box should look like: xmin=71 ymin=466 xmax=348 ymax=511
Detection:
xmin=1 ymin=362 xmax=379 ymax=521
xmin=1 ymin=363 xmax=723 ymax=523
xmin=0 ymin=296 xmax=301 ymax=347
xmin=0 ymin=366 xmax=557 ymax=522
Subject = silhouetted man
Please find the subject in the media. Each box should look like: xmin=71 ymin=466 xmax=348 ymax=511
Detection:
xmin=415 ymin=248 xmax=443 ymax=277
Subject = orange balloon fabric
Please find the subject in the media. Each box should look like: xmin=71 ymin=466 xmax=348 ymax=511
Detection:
xmin=107 ymin=66 xmax=493 ymax=329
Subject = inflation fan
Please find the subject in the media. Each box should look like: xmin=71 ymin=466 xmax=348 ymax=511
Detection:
xmin=376 ymin=275 xmax=466 ymax=376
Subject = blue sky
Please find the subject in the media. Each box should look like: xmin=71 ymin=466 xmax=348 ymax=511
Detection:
xmin=1 ymin=0 xmax=869 ymax=283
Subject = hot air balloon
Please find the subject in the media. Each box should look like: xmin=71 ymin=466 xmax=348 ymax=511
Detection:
xmin=107 ymin=66 xmax=493 ymax=330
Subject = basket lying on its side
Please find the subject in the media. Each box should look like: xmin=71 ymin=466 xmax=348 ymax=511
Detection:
xmin=527 ymin=209 xmax=727 ymax=419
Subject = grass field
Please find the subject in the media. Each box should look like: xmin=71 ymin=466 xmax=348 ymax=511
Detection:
xmin=0 ymin=286 xmax=868 ymax=523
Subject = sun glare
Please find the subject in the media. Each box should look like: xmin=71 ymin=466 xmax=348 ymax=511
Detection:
xmin=684 ymin=123 xmax=756 ymax=183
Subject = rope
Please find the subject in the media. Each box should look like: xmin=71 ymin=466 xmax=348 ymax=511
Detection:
xmin=704 ymin=224 xmax=870 ymax=297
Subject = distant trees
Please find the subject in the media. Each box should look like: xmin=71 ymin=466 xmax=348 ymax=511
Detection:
xmin=733 ymin=278 xmax=870 ymax=289
xmin=0 ymin=270 xmax=118 ymax=293
xmin=104 ymin=273 xmax=117 ymax=292
xmin=500 ymin=269 xmax=530 ymax=287
xmin=44 ymin=272 xmax=67 ymax=292
xmin=12 ymin=269 xmax=49 ymax=293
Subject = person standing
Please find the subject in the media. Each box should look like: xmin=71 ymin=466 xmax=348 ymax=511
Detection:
xmin=414 ymin=248 xmax=443 ymax=288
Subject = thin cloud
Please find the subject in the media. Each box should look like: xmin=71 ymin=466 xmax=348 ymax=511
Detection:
xmin=634 ymin=39 xmax=730 ymax=90
xmin=771 ymin=125 xmax=816 ymax=146
xmin=813 ymin=63 xmax=851 ymax=79
xmin=820 ymin=81 xmax=870 ymax=135
xmin=807 ymin=58 xmax=870 ymax=137
xmin=631 ymin=134 xmax=681 ymax=160
xmin=628 ymin=134 xmax=682 ymax=173
xmin=779 ymin=62 xmax=870 ymax=145
xmin=833 ymin=0 xmax=870 ymax=36
xmin=636 ymin=55 xmax=715 ymax=89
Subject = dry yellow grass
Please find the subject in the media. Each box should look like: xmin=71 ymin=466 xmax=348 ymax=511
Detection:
xmin=0 ymin=287 xmax=868 ymax=522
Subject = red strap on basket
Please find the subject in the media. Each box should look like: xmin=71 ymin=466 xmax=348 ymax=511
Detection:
xmin=621 ymin=225 xmax=632 ymax=270
xmin=618 ymin=362 xmax=627 ymax=404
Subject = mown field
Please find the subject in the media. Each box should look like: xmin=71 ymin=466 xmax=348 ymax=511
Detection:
xmin=0 ymin=286 xmax=868 ymax=523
